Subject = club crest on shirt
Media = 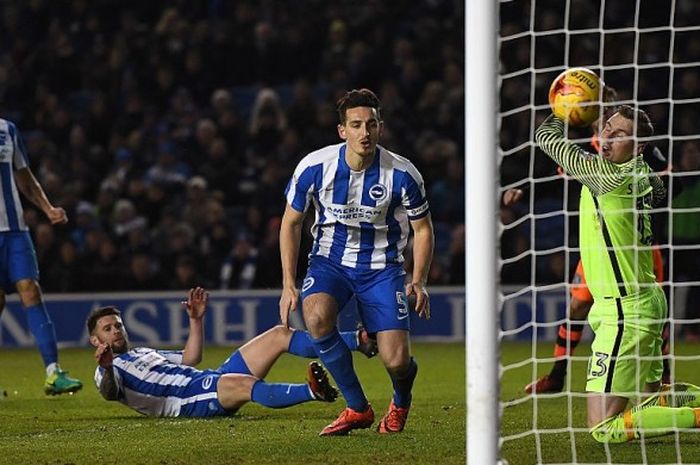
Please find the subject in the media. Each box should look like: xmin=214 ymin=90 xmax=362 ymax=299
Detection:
xmin=368 ymin=183 xmax=388 ymax=201
xmin=302 ymin=277 xmax=315 ymax=292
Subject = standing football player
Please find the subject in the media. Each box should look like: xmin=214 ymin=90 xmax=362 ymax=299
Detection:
xmin=0 ymin=118 xmax=82 ymax=395
xmin=279 ymin=88 xmax=434 ymax=435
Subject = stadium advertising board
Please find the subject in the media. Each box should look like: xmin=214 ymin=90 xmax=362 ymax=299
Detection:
xmin=0 ymin=287 xmax=465 ymax=347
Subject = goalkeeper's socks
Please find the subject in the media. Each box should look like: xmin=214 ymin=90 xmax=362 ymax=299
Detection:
xmin=591 ymin=406 xmax=700 ymax=443
xmin=390 ymin=357 xmax=418 ymax=408
xmin=636 ymin=383 xmax=700 ymax=410
xmin=311 ymin=329 xmax=368 ymax=411
xmin=288 ymin=329 xmax=359 ymax=358
xmin=25 ymin=303 xmax=58 ymax=367
xmin=250 ymin=380 xmax=313 ymax=408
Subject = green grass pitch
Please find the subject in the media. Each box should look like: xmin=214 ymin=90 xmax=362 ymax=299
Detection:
xmin=500 ymin=341 xmax=700 ymax=464
xmin=0 ymin=343 xmax=464 ymax=465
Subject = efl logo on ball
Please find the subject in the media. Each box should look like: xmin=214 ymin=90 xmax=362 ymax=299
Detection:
xmin=548 ymin=67 xmax=602 ymax=127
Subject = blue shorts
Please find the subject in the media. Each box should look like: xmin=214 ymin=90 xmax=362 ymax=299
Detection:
xmin=0 ymin=231 xmax=39 ymax=293
xmin=179 ymin=352 xmax=252 ymax=417
xmin=301 ymin=256 xmax=410 ymax=333
xmin=179 ymin=370 xmax=228 ymax=417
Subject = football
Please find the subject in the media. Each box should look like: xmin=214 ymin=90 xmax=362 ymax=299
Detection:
xmin=548 ymin=67 xmax=602 ymax=126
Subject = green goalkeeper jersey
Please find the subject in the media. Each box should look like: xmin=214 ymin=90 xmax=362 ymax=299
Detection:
xmin=535 ymin=115 xmax=666 ymax=299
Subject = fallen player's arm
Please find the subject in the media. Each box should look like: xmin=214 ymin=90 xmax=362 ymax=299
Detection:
xmin=99 ymin=366 xmax=120 ymax=401
xmin=95 ymin=343 xmax=120 ymax=401
xmin=181 ymin=287 xmax=208 ymax=366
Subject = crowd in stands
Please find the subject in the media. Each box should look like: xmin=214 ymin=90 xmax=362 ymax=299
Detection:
xmin=0 ymin=0 xmax=464 ymax=292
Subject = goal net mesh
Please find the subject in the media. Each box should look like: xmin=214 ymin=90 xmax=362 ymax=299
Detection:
xmin=498 ymin=1 xmax=700 ymax=463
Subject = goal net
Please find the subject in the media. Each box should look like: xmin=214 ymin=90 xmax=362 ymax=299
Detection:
xmin=495 ymin=1 xmax=700 ymax=464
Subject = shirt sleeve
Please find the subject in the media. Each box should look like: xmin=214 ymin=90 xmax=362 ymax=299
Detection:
xmin=534 ymin=115 xmax=629 ymax=196
xmin=401 ymin=165 xmax=430 ymax=220
xmin=284 ymin=163 xmax=317 ymax=213
xmin=649 ymin=173 xmax=667 ymax=207
xmin=7 ymin=121 xmax=29 ymax=170
xmin=159 ymin=350 xmax=184 ymax=364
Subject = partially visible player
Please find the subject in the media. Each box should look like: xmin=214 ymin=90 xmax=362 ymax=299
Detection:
xmin=536 ymin=105 xmax=700 ymax=443
xmin=279 ymin=88 xmax=433 ymax=435
xmin=0 ymin=118 xmax=82 ymax=395
xmin=88 ymin=287 xmax=377 ymax=417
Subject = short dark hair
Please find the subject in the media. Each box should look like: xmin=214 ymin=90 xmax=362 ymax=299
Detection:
xmin=87 ymin=306 xmax=121 ymax=334
xmin=336 ymin=88 xmax=381 ymax=124
xmin=615 ymin=104 xmax=654 ymax=139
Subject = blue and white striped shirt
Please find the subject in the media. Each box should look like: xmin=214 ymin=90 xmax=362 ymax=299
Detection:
xmin=94 ymin=347 xmax=214 ymax=417
xmin=0 ymin=119 xmax=30 ymax=232
xmin=285 ymin=143 xmax=429 ymax=269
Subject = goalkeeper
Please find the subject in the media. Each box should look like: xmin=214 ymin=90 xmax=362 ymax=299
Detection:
xmin=535 ymin=105 xmax=700 ymax=443
xmin=506 ymin=98 xmax=671 ymax=394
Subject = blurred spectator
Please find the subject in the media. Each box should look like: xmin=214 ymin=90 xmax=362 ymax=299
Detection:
xmin=111 ymin=199 xmax=148 ymax=244
xmin=87 ymin=234 xmax=125 ymax=291
xmin=671 ymin=141 xmax=700 ymax=339
xmin=124 ymin=252 xmax=164 ymax=290
xmin=448 ymin=224 xmax=465 ymax=285
xmin=44 ymin=240 xmax=84 ymax=292
xmin=248 ymin=88 xmax=287 ymax=156
xmin=219 ymin=232 xmax=258 ymax=290
xmin=169 ymin=254 xmax=211 ymax=290
xmin=252 ymin=216 xmax=283 ymax=289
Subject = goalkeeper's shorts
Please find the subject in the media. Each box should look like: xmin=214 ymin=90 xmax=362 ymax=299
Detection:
xmin=585 ymin=286 xmax=666 ymax=396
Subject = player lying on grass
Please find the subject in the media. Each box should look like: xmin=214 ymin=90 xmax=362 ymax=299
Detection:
xmin=87 ymin=287 xmax=377 ymax=418
xmin=536 ymin=105 xmax=700 ymax=443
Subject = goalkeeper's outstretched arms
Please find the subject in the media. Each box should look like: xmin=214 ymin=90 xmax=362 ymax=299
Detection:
xmin=535 ymin=114 xmax=627 ymax=196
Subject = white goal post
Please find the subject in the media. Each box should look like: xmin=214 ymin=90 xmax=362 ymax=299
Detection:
xmin=468 ymin=1 xmax=700 ymax=464
xmin=466 ymin=1 xmax=499 ymax=465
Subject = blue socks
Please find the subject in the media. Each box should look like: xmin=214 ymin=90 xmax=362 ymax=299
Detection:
xmin=251 ymin=380 xmax=313 ymax=408
xmin=25 ymin=303 xmax=58 ymax=367
xmin=312 ymin=329 xmax=367 ymax=411
xmin=390 ymin=357 xmax=418 ymax=408
xmin=288 ymin=329 xmax=358 ymax=357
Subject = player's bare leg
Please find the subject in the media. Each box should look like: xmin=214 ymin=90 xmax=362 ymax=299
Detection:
xmin=15 ymin=279 xmax=82 ymax=395
xmin=216 ymin=373 xmax=258 ymax=411
xmin=587 ymin=393 xmax=630 ymax=429
xmin=376 ymin=329 xmax=416 ymax=433
xmin=237 ymin=325 xmax=296 ymax=379
xmin=525 ymin=296 xmax=591 ymax=394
